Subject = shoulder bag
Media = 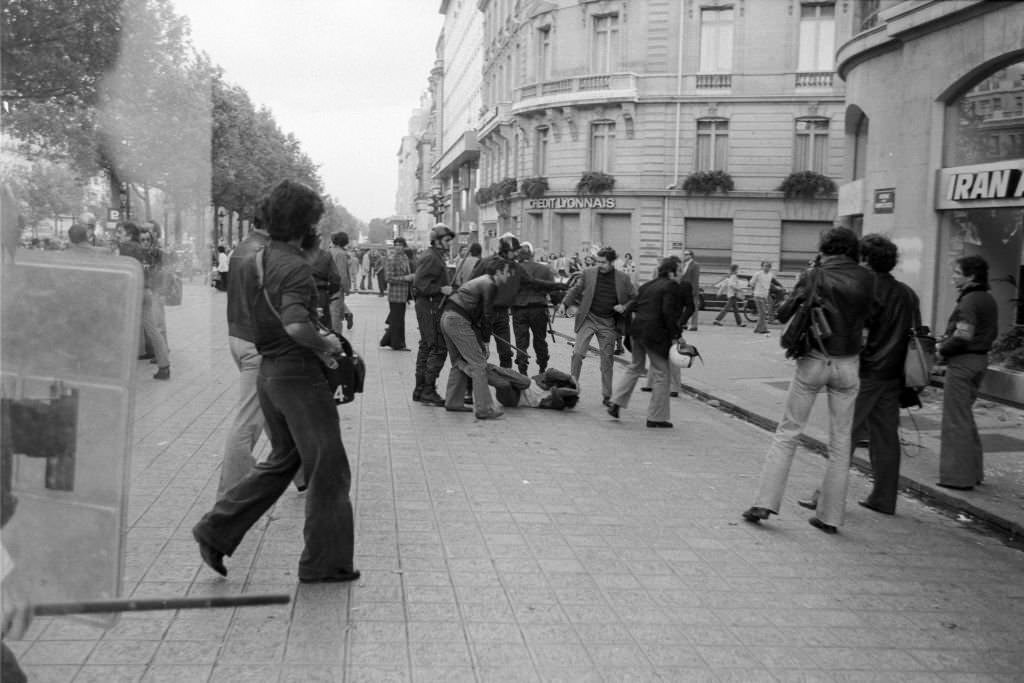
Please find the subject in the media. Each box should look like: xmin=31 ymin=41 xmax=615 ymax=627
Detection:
xmin=903 ymin=306 xmax=936 ymax=391
xmin=779 ymin=268 xmax=830 ymax=359
xmin=255 ymin=247 xmax=365 ymax=405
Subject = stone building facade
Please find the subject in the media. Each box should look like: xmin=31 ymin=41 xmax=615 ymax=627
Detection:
xmin=470 ymin=0 xmax=857 ymax=287
xmin=837 ymin=0 xmax=1023 ymax=339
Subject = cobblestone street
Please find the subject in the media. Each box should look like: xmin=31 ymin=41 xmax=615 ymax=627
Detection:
xmin=10 ymin=284 xmax=1024 ymax=682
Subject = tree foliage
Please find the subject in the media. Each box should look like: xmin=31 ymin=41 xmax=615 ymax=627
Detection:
xmin=2 ymin=0 xmax=353 ymax=227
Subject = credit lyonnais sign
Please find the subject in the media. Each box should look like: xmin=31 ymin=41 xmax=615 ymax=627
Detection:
xmin=936 ymin=160 xmax=1024 ymax=210
xmin=527 ymin=197 xmax=617 ymax=210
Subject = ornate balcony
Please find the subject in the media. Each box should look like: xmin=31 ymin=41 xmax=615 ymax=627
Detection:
xmin=512 ymin=73 xmax=638 ymax=116
xmin=795 ymin=72 xmax=834 ymax=89
xmin=695 ymin=73 xmax=732 ymax=89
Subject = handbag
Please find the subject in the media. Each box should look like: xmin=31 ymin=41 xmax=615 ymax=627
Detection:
xmin=904 ymin=324 xmax=936 ymax=391
xmin=779 ymin=268 xmax=829 ymax=359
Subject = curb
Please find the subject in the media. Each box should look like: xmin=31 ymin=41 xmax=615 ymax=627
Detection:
xmin=550 ymin=329 xmax=1023 ymax=543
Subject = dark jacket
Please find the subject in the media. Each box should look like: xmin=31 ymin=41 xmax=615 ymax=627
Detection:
xmin=513 ymin=260 xmax=557 ymax=307
xmin=940 ymin=284 xmax=999 ymax=357
xmin=412 ymin=246 xmax=450 ymax=299
xmin=471 ymin=254 xmax=565 ymax=308
xmin=860 ymin=273 xmax=920 ymax=381
xmin=562 ymin=266 xmax=637 ymax=333
xmin=623 ymin=276 xmax=686 ymax=358
xmin=777 ymin=255 xmax=876 ymax=357
xmin=226 ymin=230 xmax=269 ymax=341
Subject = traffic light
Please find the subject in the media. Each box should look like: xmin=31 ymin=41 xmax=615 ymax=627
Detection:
xmin=430 ymin=192 xmax=448 ymax=221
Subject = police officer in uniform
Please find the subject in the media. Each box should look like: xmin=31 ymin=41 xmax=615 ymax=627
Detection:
xmin=412 ymin=224 xmax=455 ymax=406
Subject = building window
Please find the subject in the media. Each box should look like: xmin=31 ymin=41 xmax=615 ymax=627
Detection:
xmin=590 ymin=121 xmax=616 ymax=173
xmin=781 ymin=221 xmax=831 ymax=274
xmin=945 ymin=57 xmax=1024 ymax=166
xmin=699 ymin=7 xmax=733 ymax=74
xmin=696 ymin=118 xmax=729 ymax=171
xmin=534 ymin=127 xmax=549 ymax=176
xmin=684 ymin=219 xmax=733 ymax=277
xmin=798 ymin=2 xmax=835 ymax=72
xmin=852 ymin=113 xmax=868 ymax=180
xmin=536 ymin=26 xmax=551 ymax=81
xmin=592 ymin=13 xmax=620 ymax=74
xmin=794 ymin=117 xmax=830 ymax=172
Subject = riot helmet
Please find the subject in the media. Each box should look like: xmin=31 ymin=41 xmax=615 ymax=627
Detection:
xmin=429 ymin=223 xmax=455 ymax=245
xmin=497 ymin=232 xmax=520 ymax=256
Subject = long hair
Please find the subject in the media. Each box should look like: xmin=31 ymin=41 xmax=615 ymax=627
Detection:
xmin=956 ymin=255 xmax=989 ymax=288
xmin=266 ymin=180 xmax=324 ymax=242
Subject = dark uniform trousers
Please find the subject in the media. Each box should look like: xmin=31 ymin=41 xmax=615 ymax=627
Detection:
xmin=415 ymin=296 xmax=448 ymax=383
xmin=193 ymin=354 xmax=355 ymax=580
xmin=512 ymin=305 xmax=550 ymax=374
xmin=491 ymin=307 xmax=513 ymax=368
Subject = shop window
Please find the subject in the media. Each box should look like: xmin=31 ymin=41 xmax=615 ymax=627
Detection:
xmin=780 ymin=220 xmax=830 ymax=275
xmin=798 ymin=2 xmax=835 ymax=72
xmin=590 ymin=121 xmax=616 ymax=173
xmin=852 ymin=112 xmax=868 ymax=180
xmin=684 ymin=219 xmax=733 ymax=280
xmin=696 ymin=118 xmax=729 ymax=172
xmin=944 ymin=57 xmax=1024 ymax=166
xmin=794 ymin=117 xmax=830 ymax=172
xmin=699 ymin=7 xmax=733 ymax=74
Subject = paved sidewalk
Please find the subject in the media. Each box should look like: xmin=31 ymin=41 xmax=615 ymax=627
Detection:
xmin=9 ymin=284 xmax=1024 ymax=682
xmin=550 ymin=312 xmax=1024 ymax=541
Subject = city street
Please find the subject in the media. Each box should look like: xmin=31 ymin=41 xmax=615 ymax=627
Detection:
xmin=9 ymin=282 xmax=1024 ymax=683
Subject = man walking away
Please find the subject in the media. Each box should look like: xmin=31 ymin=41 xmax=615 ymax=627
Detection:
xmin=193 ymin=179 xmax=359 ymax=583
xmin=713 ymin=264 xmax=747 ymax=327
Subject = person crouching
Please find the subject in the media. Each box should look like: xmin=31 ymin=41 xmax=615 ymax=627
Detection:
xmin=440 ymin=258 xmax=514 ymax=419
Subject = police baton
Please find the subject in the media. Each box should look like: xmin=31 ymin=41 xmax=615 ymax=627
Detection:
xmin=31 ymin=594 xmax=291 ymax=617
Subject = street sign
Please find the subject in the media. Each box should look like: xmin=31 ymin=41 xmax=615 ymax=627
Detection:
xmin=107 ymin=208 xmax=121 ymax=222
xmin=873 ymin=188 xmax=895 ymax=213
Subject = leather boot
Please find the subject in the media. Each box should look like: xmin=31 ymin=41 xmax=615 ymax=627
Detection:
xmin=418 ymin=384 xmax=445 ymax=406
xmin=412 ymin=372 xmax=425 ymax=402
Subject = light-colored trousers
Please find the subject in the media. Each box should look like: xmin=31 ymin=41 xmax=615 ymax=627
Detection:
xmin=570 ymin=315 xmax=618 ymax=399
xmin=219 ymin=337 xmax=265 ymax=495
xmin=752 ymin=352 xmax=860 ymax=527
xmin=611 ymin=337 xmax=671 ymax=422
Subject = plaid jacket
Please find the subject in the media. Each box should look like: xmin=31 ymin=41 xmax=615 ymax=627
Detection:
xmin=385 ymin=250 xmax=412 ymax=303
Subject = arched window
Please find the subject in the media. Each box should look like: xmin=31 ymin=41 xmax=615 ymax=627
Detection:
xmin=944 ymin=57 xmax=1024 ymax=166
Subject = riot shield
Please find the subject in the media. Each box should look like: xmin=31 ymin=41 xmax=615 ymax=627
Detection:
xmin=1 ymin=249 xmax=142 ymax=628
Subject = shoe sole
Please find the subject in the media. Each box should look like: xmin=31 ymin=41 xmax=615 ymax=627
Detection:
xmin=299 ymin=570 xmax=361 ymax=584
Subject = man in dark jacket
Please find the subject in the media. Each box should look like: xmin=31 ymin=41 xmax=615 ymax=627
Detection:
xmin=471 ymin=234 xmax=566 ymax=369
xmin=798 ymin=234 xmax=920 ymax=515
xmin=412 ymin=224 xmax=455 ymax=405
xmin=743 ymin=227 xmax=877 ymax=534
xmin=607 ymin=255 xmax=691 ymax=428
xmin=511 ymin=241 xmax=556 ymax=376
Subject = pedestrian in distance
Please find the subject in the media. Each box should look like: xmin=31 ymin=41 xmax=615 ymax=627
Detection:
xmin=936 ymin=255 xmax=998 ymax=491
xmin=118 ymin=222 xmax=171 ymax=380
xmin=412 ymin=224 xmax=456 ymax=406
xmin=742 ymin=227 xmax=876 ymax=534
xmin=797 ymin=234 xmax=921 ymax=515
xmin=452 ymin=242 xmax=482 ymax=287
xmin=607 ymin=255 xmax=693 ymax=428
xmin=192 ymin=179 xmax=359 ymax=583
xmin=713 ymin=264 xmax=747 ymax=327
xmin=680 ymin=249 xmax=701 ymax=331
xmin=380 ymin=236 xmax=413 ymax=351
xmin=328 ymin=231 xmax=355 ymax=335
xmin=559 ymin=246 xmax=637 ymax=407
xmin=439 ymin=258 xmax=515 ymax=419
xmin=215 ymin=245 xmax=229 ymax=291
xmin=749 ymin=260 xmax=775 ymax=334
